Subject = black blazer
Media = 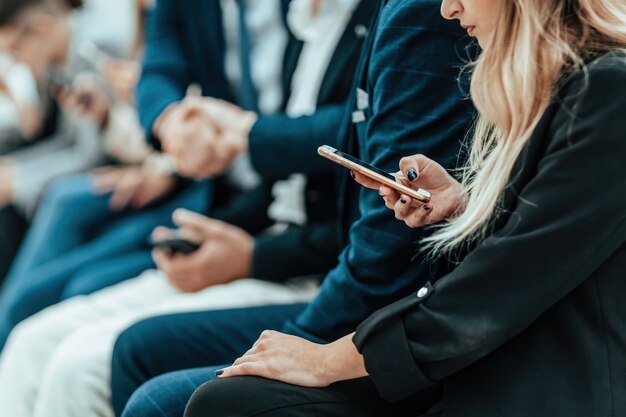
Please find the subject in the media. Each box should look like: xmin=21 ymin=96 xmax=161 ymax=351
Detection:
xmin=353 ymin=52 xmax=626 ymax=417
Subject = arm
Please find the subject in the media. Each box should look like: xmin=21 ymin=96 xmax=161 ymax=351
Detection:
xmin=136 ymin=0 xmax=191 ymax=146
xmin=248 ymin=104 xmax=346 ymax=177
xmin=353 ymin=59 xmax=626 ymax=401
xmin=11 ymin=116 xmax=105 ymax=213
xmin=252 ymin=222 xmax=340 ymax=282
xmin=282 ymin=2 xmax=476 ymax=342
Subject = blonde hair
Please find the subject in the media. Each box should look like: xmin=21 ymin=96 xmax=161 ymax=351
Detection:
xmin=425 ymin=0 xmax=626 ymax=254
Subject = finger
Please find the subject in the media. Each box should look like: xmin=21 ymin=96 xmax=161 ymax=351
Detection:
xmin=405 ymin=205 xmax=433 ymax=228
xmin=379 ymin=186 xmax=400 ymax=209
xmin=152 ymin=249 xmax=174 ymax=272
xmin=219 ymin=362 xmax=266 ymax=379
xmin=91 ymin=171 xmax=122 ymax=194
xmin=151 ymin=226 xmax=175 ymax=240
xmin=232 ymin=353 xmax=260 ymax=367
xmin=393 ymin=194 xmax=414 ymax=220
xmin=172 ymin=209 xmax=228 ymax=238
xmin=352 ymin=171 xmax=383 ymax=190
xmin=399 ymin=154 xmax=429 ymax=182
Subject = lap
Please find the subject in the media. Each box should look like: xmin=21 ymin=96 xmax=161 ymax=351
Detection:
xmin=122 ymin=367 xmax=222 ymax=417
xmin=114 ymin=303 xmax=308 ymax=373
xmin=185 ymin=376 xmax=433 ymax=417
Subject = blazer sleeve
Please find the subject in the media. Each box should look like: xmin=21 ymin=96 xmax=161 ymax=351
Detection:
xmin=251 ymin=222 xmax=339 ymax=282
xmin=352 ymin=57 xmax=626 ymax=402
xmin=248 ymin=104 xmax=346 ymax=177
xmin=281 ymin=1 xmax=476 ymax=343
xmin=136 ymin=0 xmax=192 ymax=147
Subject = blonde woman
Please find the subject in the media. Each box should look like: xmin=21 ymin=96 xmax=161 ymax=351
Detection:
xmin=184 ymin=0 xmax=626 ymax=416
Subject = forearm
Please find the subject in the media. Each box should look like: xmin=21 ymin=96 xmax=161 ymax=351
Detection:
xmin=249 ymin=105 xmax=345 ymax=177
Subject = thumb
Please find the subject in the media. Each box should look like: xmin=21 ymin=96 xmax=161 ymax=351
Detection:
xmin=399 ymin=154 xmax=431 ymax=182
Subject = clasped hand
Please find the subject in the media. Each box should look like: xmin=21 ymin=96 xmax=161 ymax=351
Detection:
xmin=155 ymin=97 xmax=257 ymax=179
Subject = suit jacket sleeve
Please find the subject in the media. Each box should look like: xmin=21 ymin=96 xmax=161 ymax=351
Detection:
xmin=352 ymin=56 xmax=626 ymax=402
xmin=248 ymin=104 xmax=346 ymax=177
xmin=281 ymin=0 xmax=476 ymax=343
xmin=251 ymin=222 xmax=339 ymax=282
xmin=137 ymin=0 xmax=191 ymax=147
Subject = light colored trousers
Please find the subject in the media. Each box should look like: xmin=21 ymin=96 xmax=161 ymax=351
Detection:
xmin=0 ymin=270 xmax=318 ymax=417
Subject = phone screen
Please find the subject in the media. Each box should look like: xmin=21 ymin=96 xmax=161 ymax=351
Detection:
xmin=333 ymin=150 xmax=397 ymax=181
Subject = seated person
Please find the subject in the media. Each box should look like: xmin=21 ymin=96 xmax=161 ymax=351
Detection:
xmin=0 ymin=53 xmax=43 ymax=153
xmin=108 ymin=0 xmax=477 ymax=416
xmin=0 ymin=0 xmax=374 ymax=416
xmin=182 ymin=1 xmax=626 ymax=417
xmin=0 ymin=0 xmax=297 ymax=348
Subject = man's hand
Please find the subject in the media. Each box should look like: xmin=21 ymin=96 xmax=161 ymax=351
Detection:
xmin=154 ymin=97 xmax=257 ymax=179
xmin=152 ymin=209 xmax=254 ymax=293
xmin=92 ymin=166 xmax=175 ymax=211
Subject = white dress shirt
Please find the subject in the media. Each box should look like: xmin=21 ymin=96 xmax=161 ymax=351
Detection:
xmin=221 ymin=0 xmax=288 ymax=190
xmin=268 ymin=0 xmax=360 ymax=226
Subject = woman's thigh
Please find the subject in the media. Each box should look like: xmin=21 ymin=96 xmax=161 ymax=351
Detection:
xmin=184 ymin=376 xmax=420 ymax=417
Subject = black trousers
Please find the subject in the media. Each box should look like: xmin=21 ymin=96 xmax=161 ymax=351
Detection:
xmin=184 ymin=376 xmax=442 ymax=417
xmin=0 ymin=205 xmax=28 ymax=287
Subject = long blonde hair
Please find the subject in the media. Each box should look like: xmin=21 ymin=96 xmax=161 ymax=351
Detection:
xmin=425 ymin=0 xmax=626 ymax=254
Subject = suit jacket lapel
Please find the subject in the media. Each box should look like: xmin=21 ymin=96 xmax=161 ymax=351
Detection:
xmin=317 ymin=0 xmax=379 ymax=104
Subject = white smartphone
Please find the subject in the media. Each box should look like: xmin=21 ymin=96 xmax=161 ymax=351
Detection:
xmin=318 ymin=145 xmax=431 ymax=203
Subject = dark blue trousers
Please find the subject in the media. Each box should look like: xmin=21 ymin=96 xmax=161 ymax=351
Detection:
xmin=0 ymin=175 xmax=210 ymax=350
xmin=111 ymin=303 xmax=308 ymax=417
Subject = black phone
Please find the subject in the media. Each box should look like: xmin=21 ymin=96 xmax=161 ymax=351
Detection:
xmin=149 ymin=235 xmax=201 ymax=255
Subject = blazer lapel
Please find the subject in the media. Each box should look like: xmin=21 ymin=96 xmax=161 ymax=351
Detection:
xmin=317 ymin=0 xmax=379 ymax=104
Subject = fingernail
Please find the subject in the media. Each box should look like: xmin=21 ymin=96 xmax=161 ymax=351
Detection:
xmin=423 ymin=205 xmax=431 ymax=211
xmin=406 ymin=168 xmax=418 ymax=182
xmin=214 ymin=369 xmax=224 ymax=376
xmin=400 ymin=198 xmax=407 ymax=205
xmin=350 ymin=171 xmax=356 ymax=180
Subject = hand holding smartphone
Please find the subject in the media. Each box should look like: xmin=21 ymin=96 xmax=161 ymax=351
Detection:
xmin=317 ymin=145 xmax=431 ymax=203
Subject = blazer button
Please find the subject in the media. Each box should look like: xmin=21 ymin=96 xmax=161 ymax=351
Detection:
xmin=354 ymin=24 xmax=368 ymax=38
xmin=417 ymin=287 xmax=429 ymax=299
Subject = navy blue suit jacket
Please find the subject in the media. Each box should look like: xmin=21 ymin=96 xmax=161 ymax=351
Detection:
xmin=137 ymin=0 xmax=293 ymax=145
xmin=248 ymin=0 xmax=477 ymax=342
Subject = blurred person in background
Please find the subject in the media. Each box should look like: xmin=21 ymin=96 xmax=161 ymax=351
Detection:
xmin=0 ymin=1 xmax=377 ymax=417
xmin=0 ymin=53 xmax=44 ymax=153
xmin=0 ymin=0 xmax=107 ymax=283
xmin=0 ymin=0 xmax=193 ymax=342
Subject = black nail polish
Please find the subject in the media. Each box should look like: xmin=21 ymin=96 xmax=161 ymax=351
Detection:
xmin=423 ymin=205 xmax=431 ymax=211
xmin=214 ymin=369 xmax=224 ymax=376
xmin=406 ymin=168 xmax=418 ymax=182
xmin=400 ymin=198 xmax=407 ymax=205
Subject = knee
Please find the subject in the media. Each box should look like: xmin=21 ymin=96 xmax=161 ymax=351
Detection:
xmin=40 ymin=176 xmax=93 ymax=210
xmin=1 ymin=316 xmax=44 ymax=370
xmin=185 ymin=377 xmax=267 ymax=417
xmin=122 ymin=374 xmax=188 ymax=417
xmin=42 ymin=336 xmax=105 ymax=401
xmin=111 ymin=321 xmax=158 ymax=415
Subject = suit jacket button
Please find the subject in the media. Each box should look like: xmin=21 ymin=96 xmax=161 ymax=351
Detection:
xmin=354 ymin=24 xmax=368 ymax=38
xmin=417 ymin=287 xmax=429 ymax=299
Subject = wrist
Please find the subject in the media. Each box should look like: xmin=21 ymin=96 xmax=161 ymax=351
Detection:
xmin=233 ymin=111 xmax=257 ymax=154
xmin=318 ymin=334 xmax=366 ymax=385
xmin=153 ymin=102 xmax=179 ymax=139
